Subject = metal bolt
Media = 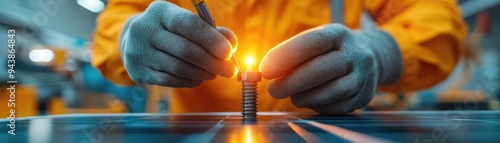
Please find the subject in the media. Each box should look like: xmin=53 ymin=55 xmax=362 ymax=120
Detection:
xmin=238 ymin=71 xmax=261 ymax=119
xmin=242 ymin=81 xmax=258 ymax=118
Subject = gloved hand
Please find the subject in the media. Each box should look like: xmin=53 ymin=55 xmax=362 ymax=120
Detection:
xmin=260 ymin=24 xmax=403 ymax=114
xmin=120 ymin=1 xmax=238 ymax=87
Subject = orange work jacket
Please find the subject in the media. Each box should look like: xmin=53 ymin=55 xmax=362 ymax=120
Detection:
xmin=92 ymin=0 xmax=467 ymax=113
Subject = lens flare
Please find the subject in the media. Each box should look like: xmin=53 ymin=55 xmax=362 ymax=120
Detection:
xmin=245 ymin=126 xmax=252 ymax=143
xmin=245 ymin=56 xmax=255 ymax=71
xmin=245 ymin=57 xmax=254 ymax=65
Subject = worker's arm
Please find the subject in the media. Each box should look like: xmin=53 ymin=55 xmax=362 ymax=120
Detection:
xmin=94 ymin=1 xmax=238 ymax=87
xmin=374 ymin=0 xmax=467 ymax=92
xmin=122 ymin=1 xmax=237 ymax=87
xmin=92 ymin=0 xmax=154 ymax=85
xmin=259 ymin=0 xmax=466 ymax=114
xmin=260 ymin=24 xmax=400 ymax=114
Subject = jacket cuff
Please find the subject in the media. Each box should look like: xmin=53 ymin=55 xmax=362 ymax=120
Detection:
xmin=359 ymin=29 xmax=403 ymax=85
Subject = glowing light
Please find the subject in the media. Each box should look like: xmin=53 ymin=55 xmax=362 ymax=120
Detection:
xmin=245 ymin=57 xmax=255 ymax=65
xmin=29 ymin=49 xmax=55 ymax=62
xmin=245 ymin=126 xmax=253 ymax=143
xmin=229 ymin=125 xmax=262 ymax=143
xmin=245 ymin=56 xmax=255 ymax=71
xmin=77 ymin=0 xmax=105 ymax=13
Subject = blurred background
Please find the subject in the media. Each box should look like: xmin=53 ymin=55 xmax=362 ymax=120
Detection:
xmin=0 ymin=0 xmax=499 ymax=117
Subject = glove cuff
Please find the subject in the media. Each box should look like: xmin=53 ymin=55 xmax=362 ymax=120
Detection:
xmin=358 ymin=29 xmax=403 ymax=85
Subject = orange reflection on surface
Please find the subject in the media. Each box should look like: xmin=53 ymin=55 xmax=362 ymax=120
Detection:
xmin=229 ymin=125 xmax=262 ymax=143
xmin=245 ymin=126 xmax=253 ymax=143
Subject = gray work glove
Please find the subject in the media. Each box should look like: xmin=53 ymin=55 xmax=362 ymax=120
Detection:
xmin=120 ymin=1 xmax=237 ymax=87
xmin=260 ymin=24 xmax=403 ymax=114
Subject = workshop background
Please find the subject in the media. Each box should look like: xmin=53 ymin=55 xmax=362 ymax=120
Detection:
xmin=1 ymin=0 xmax=499 ymax=117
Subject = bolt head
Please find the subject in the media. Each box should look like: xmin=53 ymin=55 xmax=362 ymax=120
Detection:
xmin=238 ymin=72 xmax=262 ymax=81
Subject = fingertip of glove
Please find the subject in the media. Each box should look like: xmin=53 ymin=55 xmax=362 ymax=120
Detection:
xmin=217 ymin=27 xmax=238 ymax=47
xmin=220 ymin=63 xmax=237 ymax=78
xmin=217 ymin=44 xmax=233 ymax=60
xmin=230 ymin=67 xmax=238 ymax=78
xmin=260 ymin=69 xmax=276 ymax=80
xmin=216 ymin=27 xmax=238 ymax=60
xmin=208 ymin=38 xmax=233 ymax=60
xmin=259 ymin=64 xmax=270 ymax=78
xmin=225 ymin=65 xmax=238 ymax=78
xmin=259 ymin=56 xmax=278 ymax=79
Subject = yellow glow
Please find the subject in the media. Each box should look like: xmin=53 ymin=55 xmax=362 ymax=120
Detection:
xmin=245 ymin=56 xmax=255 ymax=71
xmin=245 ymin=57 xmax=255 ymax=66
xmin=228 ymin=125 xmax=262 ymax=143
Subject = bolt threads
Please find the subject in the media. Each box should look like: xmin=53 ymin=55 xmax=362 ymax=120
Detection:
xmin=242 ymin=81 xmax=258 ymax=118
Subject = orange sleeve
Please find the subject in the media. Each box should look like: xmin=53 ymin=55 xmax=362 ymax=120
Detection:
xmin=371 ymin=0 xmax=467 ymax=92
xmin=91 ymin=0 xmax=154 ymax=85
